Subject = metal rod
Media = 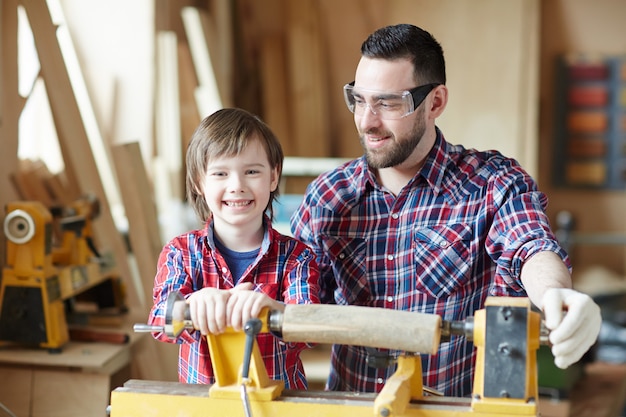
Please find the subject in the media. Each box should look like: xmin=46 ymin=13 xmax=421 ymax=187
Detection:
xmin=133 ymin=324 xmax=164 ymax=333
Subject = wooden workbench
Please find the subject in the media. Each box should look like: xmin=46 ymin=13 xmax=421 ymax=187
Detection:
xmin=569 ymin=362 xmax=626 ymax=417
xmin=0 ymin=339 xmax=136 ymax=417
xmin=0 ymin=322 xmax=148 ymax=417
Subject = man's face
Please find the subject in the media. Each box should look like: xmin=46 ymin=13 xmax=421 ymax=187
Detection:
xmin=353 ymin=57 xmax=427 ymax=169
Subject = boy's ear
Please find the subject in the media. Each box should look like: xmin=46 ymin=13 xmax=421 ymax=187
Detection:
xmin=193 ymin=180 xmax=204 ymax=198
xmin=270 ymin=167 xmax=280 ymax=192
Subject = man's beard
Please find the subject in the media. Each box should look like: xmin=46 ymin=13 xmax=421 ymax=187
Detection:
xmin=361 ymin=111 xmax=426 ymax=169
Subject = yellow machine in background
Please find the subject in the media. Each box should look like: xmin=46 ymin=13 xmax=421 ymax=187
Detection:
xmin=0 ymin=199 xmax=125 ymax=351
xmin=111 ymin=294 xmax=544 ymax=416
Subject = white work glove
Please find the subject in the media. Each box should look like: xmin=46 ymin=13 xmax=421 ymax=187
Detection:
xmin=542 ymin=288 xmax=602 ymax=369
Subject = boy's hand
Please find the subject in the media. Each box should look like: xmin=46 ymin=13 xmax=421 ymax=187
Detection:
xmin=227 ymin=282 xmax=283 ymax=331
xmin=187 ymin=287 xmax=232 ymax=335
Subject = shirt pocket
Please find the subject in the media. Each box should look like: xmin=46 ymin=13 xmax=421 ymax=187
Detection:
xmin=413 ymin=223 xmax=473 ymax=298
xmin=321 ymin=235 xmax=369 ymax=304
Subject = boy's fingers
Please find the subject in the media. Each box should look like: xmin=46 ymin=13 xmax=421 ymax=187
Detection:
xmin=233 ymin=282 xmax=254 ymax=291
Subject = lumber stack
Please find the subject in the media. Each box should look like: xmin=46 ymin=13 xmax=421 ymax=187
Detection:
xmin=0 ymin=0 xmax=180 ymax=381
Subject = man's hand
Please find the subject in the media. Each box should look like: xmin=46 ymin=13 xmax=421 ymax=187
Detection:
xmin=542 ymin=288 xmax=602 ymax=368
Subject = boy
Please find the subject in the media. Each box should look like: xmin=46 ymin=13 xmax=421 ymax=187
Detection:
xmin=149 ymin=108 xmax=320 ymax=389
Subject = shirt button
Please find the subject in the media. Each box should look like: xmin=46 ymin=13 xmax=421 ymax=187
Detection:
xmin=387 ymin=296 xmax=393 ymax=303
xmin=377 ymin=378 xmax=384 ymax=384
xmin=387 ymin=255 xmax=394 ymax=261
xmin=391 ymin=213 xmax=399 ymax=220
xmin=221 ymin=267 xmax=228 ymax=274
xmin=439 ymin=240 xmax=448 ymax=248
xmin=339 ymin=253 xmax=345 ymax=260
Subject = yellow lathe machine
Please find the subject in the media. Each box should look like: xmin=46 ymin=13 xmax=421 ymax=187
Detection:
xmin=110 ymin=292 xmax=546 ymax=416
xmin=0 ymin=199 xmax=124 ymax=351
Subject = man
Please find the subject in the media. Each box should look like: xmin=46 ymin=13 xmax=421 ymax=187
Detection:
xmin=290 ymin=23 xmax=601 ymax=397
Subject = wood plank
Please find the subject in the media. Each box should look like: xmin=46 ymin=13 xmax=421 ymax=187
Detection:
xmin=317 ymin=0 xmax=380 ymax=158
xmin=516 ymin=0 xmax=540 ymax=178
xmin=8 ymin=171 xmax=29 ymax=201
xmin=45 ymin=170 xmax=77 ymax=206
xmin=110 ymin=142 xmax=162 ymax=304
xmin=19 ymin=0 xmax=141 ymax=311
xmin=11 ymin=159 xmax=57 ymax=206
xmin=211 ymin=0 xmax=234 ymax=108
xmin=0 ymin=340 xmax=131 ymax=371
xmin=155 ymin=30 xmax=183 ymax=201
xmin=260 ymin=34 xmax=293 ymax=155
xmin=228 ymin=0 xmax=272 ymax=112
xmin=110 ymin=142 xmax=180 ymax=383
xmin=181 ymin=6 xmax=224 ymax=115
xmin=0 ymin=368 xmax=32 ymax=417
xmin=285 ymin=0 xmax=330 ymax=157
xmin=0 ymin=0 xmax=21 ymax=269
xmin=177 ymin=41 xmax=201 ymax=155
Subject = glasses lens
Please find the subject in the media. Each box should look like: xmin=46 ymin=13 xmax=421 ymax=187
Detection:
xmin=343 ymin=83 xmax=436 ymax=120
xmin=343 ymin=83 xmax=357 ymax=113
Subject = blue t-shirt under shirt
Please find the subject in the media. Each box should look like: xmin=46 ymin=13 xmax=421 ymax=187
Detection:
xmin=214 ymin=237 xmax=260 ymax=283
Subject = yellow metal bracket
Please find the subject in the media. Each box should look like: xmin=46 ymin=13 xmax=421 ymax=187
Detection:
xmin=374 ymin=355 xmax=424 ymax=416
xmin=205 ymin=308 xmax=284 ymax=401
xmin=471 ymin=297 xmax=540 ymax=415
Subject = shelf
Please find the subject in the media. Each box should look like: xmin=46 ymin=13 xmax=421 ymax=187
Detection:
xmin=553 ymin=54 xmax=626 ymax=189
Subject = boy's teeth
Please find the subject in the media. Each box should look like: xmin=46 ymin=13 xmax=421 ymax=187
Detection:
xmin=226 ymin=201 xmax=249 ymax=207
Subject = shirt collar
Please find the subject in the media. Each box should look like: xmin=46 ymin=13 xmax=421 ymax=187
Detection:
xmin=419 ymin=127 xmax=451 ymax=195
xmin=204 ymin=214 xmax=272 ymax=255
xmin=358 ymin=127 xmax=452 ymax=196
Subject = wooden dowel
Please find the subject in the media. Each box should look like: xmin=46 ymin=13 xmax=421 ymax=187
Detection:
xmin=281 ymin=304 xmax=441 ymax=354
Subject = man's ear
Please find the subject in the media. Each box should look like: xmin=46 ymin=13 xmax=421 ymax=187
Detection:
xmin=428 ymin=84 xmax=448 ymax=119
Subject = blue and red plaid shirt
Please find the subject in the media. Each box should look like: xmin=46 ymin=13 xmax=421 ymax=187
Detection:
xmin=290 ymin=129 xmax=569 ymax=397
xmin=148 ymin=216 xmax=320 ymax=389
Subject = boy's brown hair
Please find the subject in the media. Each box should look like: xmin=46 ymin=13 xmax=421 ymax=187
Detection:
xmin=185 ymin=108 xmax=284 ymax=222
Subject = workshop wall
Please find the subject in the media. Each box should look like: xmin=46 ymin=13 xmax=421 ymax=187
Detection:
xmin=235 ymin=0 xmax=540 ymax=175
xmin=5 ymin=0 xmax=625 ymax=303
xmin=539 ymin=0 xmax=626 ymax=281
xmin=23 ymin=0 xmax=541 ymax=246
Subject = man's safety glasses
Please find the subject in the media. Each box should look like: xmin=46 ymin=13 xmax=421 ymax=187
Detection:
xmin=343 ymin=82 xmax=440 ymax=120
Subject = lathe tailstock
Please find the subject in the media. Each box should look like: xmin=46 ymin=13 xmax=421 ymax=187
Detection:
xmin=110 ymin=295 xmax=542 ymax=416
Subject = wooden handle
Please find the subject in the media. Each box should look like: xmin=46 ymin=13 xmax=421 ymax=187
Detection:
xmin=281 ymin=304 xmax=441 ymax=354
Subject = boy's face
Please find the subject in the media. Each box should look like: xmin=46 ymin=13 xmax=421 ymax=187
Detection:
xmin=200 ymin=135 xmax=279 ymax=232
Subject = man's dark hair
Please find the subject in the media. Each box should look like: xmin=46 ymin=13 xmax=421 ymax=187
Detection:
xmin=361 ymin=24 xmax=446 ymax=86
